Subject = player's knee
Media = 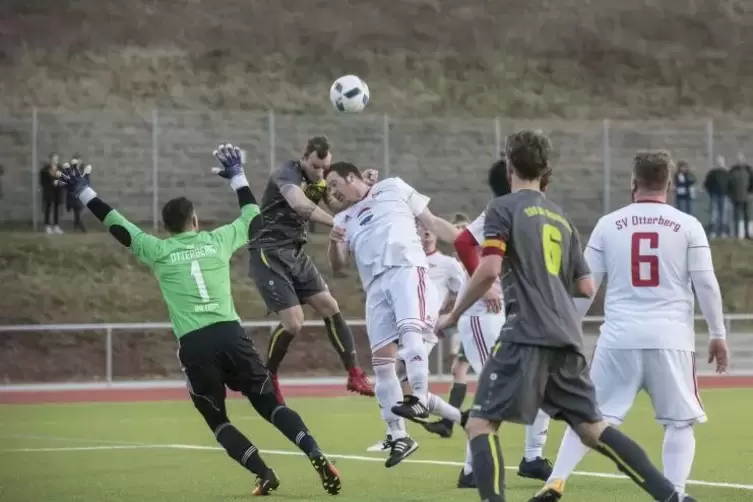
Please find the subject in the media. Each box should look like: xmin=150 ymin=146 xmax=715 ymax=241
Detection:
xmin=372 ymin=357 xmax=398 ymax=387
xmin=193 ymin=400 xmax=229 ymax=431
xmin=248 ymin=392 xmax=284 ymax=423
xmin=573 ymin=420 xmax=609 ymax=448
xmin=465 ymin=416 xmax=495 ymax=439
xmin=396 ymin=326 xmax=428 ymax=362
xmin=306 ymin=291 xmax=340 ymax=318
xmin=279 ymin=307 xmax=305 ymax=335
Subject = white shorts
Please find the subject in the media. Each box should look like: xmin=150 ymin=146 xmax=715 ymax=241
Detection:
xmin=365 ymin=266 xmax=440 ymax=352
xmin=458 ymin=313 xmax=504 ymax=374
xmin=590 ymin=346 xmax=707 ymax=427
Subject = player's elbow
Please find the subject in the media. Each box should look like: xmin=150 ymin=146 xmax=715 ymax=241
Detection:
xmin=478 ymin=256 xmax=502 ymax=281
xmin=576 ymin=276 xmax=596 ymax=298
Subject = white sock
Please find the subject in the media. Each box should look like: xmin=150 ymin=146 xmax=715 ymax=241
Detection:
xmin=463 ymin=441 xmax=473 ymax=475
xmin=662 ymin=425 xmax=695 ymax=495
xmin=427 ymin=393 xmax=461 ymax=423
xmin=397 ymin=327 xmax=430 ymax=403
xmin=372 ymin=357 xmax=408 ymax=440
xmin=547 ymin=425 xmax=590 ymax=483
xmin=524 ymin=409 xmax=551 ymax=461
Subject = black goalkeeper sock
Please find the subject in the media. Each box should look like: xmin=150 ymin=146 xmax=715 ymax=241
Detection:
xmin=266 ymin=325 xmax=296 ymax=374
xmin=441 ymin=383 xmax=468 ymax=428
xmin=270 ymin=406 xmax=321 ymax=457
xmin=215 ymin=423 xmax=269 ymax=475
xmin=469 ymin=434 xmax=505 ymax=502
xmin=323 ymin=313 xmax=358 ymax=370
xmin=595 ymin=426 xmax=677 ymax=501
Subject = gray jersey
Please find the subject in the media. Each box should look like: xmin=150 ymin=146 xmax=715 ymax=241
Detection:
xmin=483 ymin=189 xmax=590 ymax=351
xmin=248 ymin=160 xmax=327 ymax=249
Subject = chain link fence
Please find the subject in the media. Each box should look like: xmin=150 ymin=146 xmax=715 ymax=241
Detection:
xmin=1 ymin=108 xmax=751 ymax=232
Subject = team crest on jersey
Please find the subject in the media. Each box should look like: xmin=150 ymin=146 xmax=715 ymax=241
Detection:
xmin=357 ymin=207 xmax=374 ymax=226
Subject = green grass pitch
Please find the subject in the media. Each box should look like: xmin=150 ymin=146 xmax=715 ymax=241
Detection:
xmin=1 ymin=389 xmax=752 ymax=501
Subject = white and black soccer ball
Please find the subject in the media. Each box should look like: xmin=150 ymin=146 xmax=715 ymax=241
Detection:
xmin=330 ymin=75 xmax=370 ymax=113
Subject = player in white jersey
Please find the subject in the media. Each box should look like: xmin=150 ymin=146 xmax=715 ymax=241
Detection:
xmin=531 ymin=151 xmax=728 ymax=502
xmin=364 ymin=219 xmax=468 ymax=453
xmin=326 ymin=161 xmax=461 ymax=468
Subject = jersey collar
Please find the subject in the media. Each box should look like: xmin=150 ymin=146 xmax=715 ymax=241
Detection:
xmin=173 ymin=231 xmax=198 ymax=239
xmin=632 ymin=198 xmax=667 ymax=204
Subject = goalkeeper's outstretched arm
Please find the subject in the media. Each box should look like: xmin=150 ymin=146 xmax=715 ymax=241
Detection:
xmin=75 ymin=186 xmax=162 ymax=265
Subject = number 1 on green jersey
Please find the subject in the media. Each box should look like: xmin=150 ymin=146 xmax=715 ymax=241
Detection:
xmin=190 ymin=260 xmax=211 ymax=302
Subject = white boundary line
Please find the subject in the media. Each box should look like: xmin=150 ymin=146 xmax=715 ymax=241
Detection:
xmin=2 ymin=441 xmax=752 ymax=491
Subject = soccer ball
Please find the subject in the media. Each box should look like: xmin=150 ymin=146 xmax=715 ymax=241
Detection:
xmin=330 ymin=75 xmax=370 ymax=113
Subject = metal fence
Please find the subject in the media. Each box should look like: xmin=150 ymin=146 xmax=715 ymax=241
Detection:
xmin=1 ymin=315 xmax=752 ymax=389
xmin=2 ymin=108 xmax=752 ymax=232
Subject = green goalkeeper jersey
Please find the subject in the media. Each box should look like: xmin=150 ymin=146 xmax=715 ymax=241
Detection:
xmin=103 ymin=204 xmax=260 ymax=338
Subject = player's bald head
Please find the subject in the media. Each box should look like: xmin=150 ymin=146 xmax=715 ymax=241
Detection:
xmin=504 ymin=130 xmax=552 ymax=182
xmin=632 ymin=151 xmax=673 ymax=192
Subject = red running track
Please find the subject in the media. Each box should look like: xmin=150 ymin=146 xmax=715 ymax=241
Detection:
xmin=1 ymin=376 xmax=752 ymax=405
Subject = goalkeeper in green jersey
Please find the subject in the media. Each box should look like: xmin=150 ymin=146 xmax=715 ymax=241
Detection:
xmin=57 ymin=144 xmax=341 ymax=497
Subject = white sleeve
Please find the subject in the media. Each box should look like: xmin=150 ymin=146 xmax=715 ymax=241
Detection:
xmin=690 ymin=269 xmax=726 ymax=339
xmin=394 ymin=177 xmax=430 ymax=216
xmin=447 ymin=259 xmax=466 ymax=294
xmin=466 ymin=212 xmax=485 ymax=244
xmin=687 ymin=220 xmax=714 ymax=271
xmin=686 ymin=219 xmax=724 ymax=338
xmin=572 ymin=245 xmax=606 ymax=318
xmin=333 ymin=211 xmax=347 ymax=228
xmin=584 ymin=220 xmax=606 ymax=274
xmin=332 ymin=212 xmax=349 ymax=245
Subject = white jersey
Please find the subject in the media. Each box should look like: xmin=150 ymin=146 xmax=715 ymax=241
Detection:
xmin=586 ymin=202 xmax=713 ymax=351
xmin=455 ymin=211 xmax=503 ymax=317
xmin=426 ymin=251 xmax=465 ymax=308
xmin=334 ymin=177 xmax=430 ymax=289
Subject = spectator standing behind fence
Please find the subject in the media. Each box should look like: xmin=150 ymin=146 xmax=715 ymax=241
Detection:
xmin=39 ymin=153 xmax=65 ymax=234
xmin=64 ymin=155 xmax=92 ymax=232
xmin=704 ymin=155 xmax=730 ymax=238
xmin=673 ymin=160 xmax=696 ymax=215
xmin=728 ymin=153 xmax=753 ymax=240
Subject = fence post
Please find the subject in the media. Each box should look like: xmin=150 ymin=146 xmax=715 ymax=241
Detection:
xmin=31 ymin=107 xmax=39 ymax=231
xmin=106 ymin=327 xmax=113 ymax=386
xmin=494 ymin=117 xmax=502 ymax=156
xmin=269 ymin=109 xmax=276 ymax=173
xmin=151 ymin=109 xmax=159 ymax=231
xmin=706 ymin=118 xmax=714 ymax=169
xmin=602 ymin=119 xmax=612 ymax=214
xmin=383 ymin=113 xmax=390 ymax=177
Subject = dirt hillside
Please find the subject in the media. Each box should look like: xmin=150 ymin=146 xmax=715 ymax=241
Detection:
xmin=1 ymin=0 xmax=753 ymax=117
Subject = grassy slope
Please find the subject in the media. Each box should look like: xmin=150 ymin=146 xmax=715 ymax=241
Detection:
xmin=2 ymin=231 xmax=751 ymax=382
xmin=2 ymin=1 xmax=753 ymax=117
xmin=3 ymin=231 xmax=753 ymax=325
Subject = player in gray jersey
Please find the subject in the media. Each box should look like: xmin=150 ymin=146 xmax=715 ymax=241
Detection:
xmin=247 ymin=136 xmax=373 ymax=402
xmin=438 ymin=130 xmax=696 ymax=502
